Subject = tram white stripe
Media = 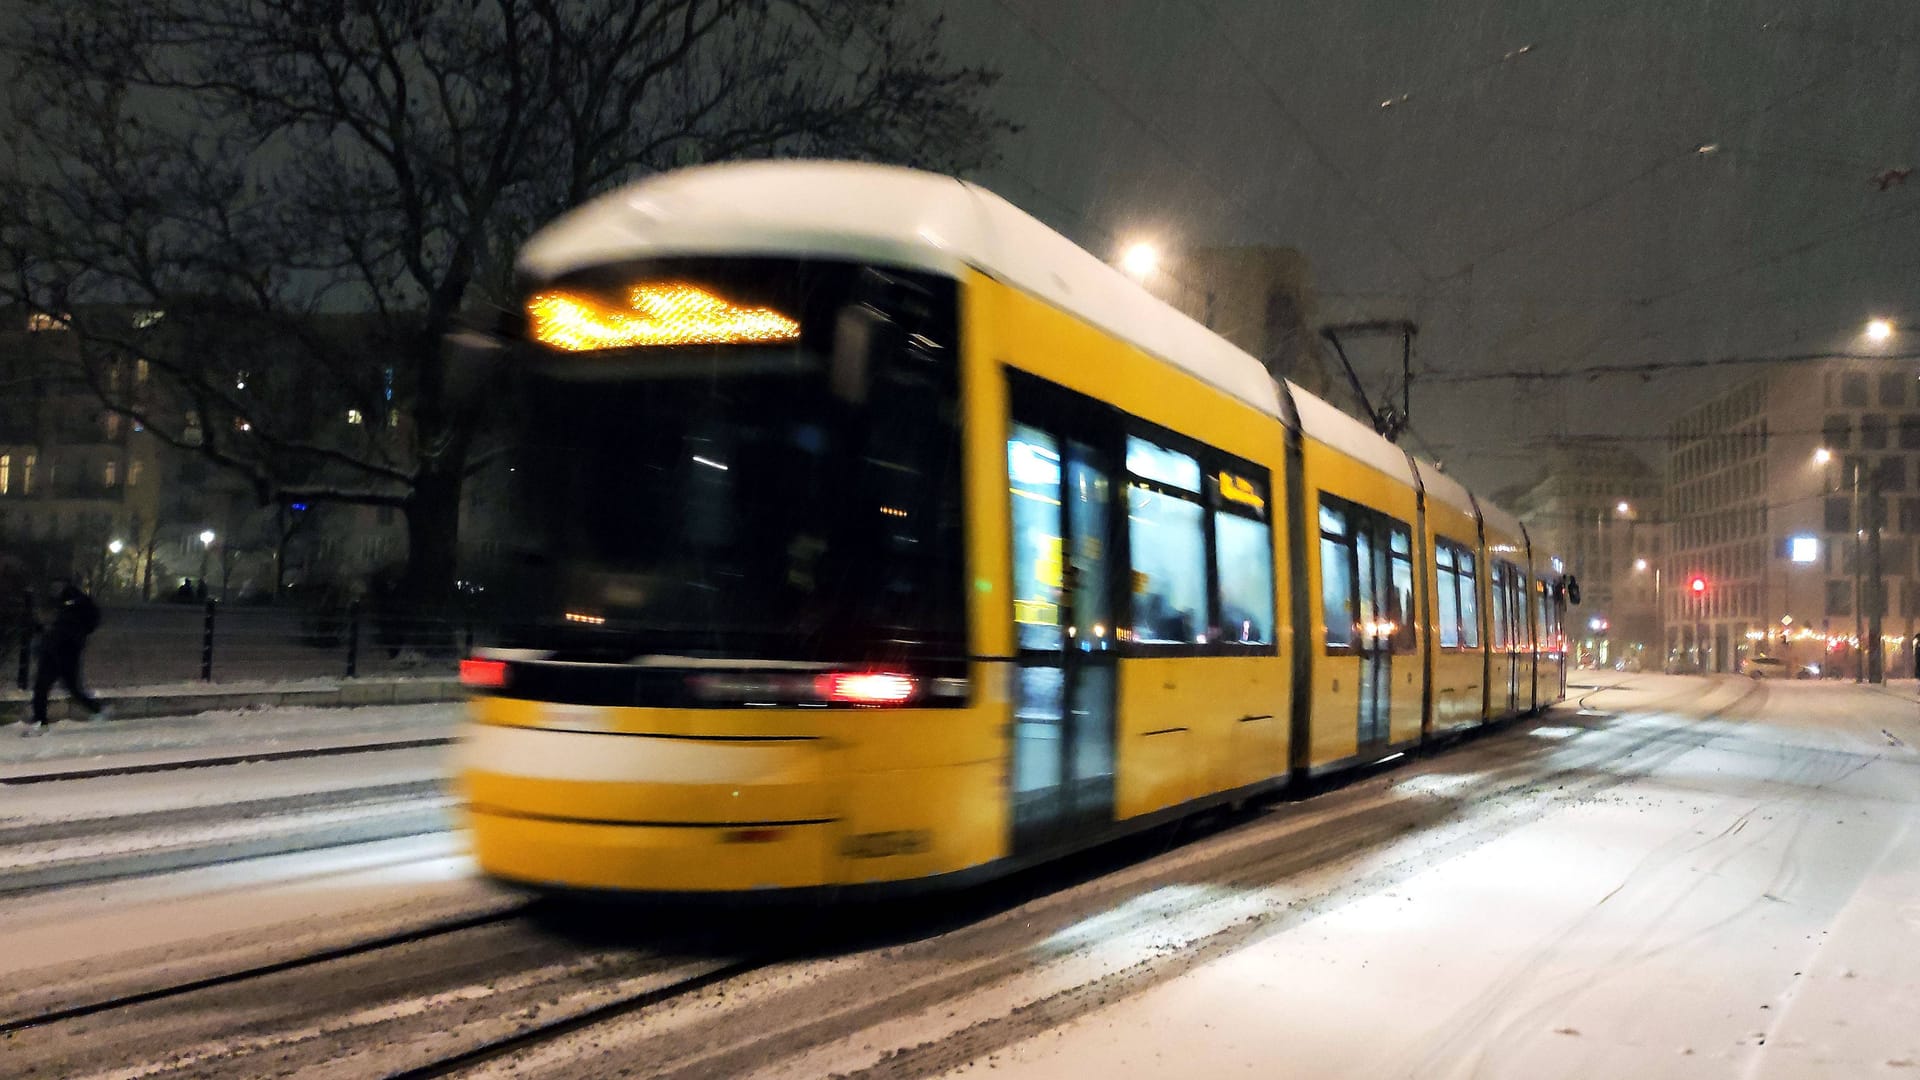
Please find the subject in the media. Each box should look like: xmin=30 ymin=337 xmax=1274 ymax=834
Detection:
xmin=460 ymin=723 xmax=812 ymax=785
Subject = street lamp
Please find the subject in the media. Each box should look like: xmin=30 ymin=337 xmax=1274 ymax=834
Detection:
xmin=1866 ymin=318 xmax=1894 ymax=342
xmin=107 ymin=539 xmax=124 ymax=555
xmin=1120 ymin=241 xmax=1159 ymax=280
xmin=1615 ymin=500 xmax=1631 ymax=515
xmin=197 ymin=529 xmax=216 ymax=595
xmin=1814 ymin=447 xmax=1832 ymax=465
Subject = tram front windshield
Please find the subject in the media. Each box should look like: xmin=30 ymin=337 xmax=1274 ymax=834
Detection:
xmin=498 ymin=258 xmax=966 ymax=664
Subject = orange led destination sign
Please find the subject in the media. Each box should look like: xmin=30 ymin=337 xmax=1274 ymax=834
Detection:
xmin=527 ymin=283 xmax=800 ymax=351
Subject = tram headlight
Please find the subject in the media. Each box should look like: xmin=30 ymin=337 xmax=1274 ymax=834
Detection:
xmin=459 ymin=658 xmax=510 ymax=689
xmin=818 ymin=672 xmax=917 ymax=705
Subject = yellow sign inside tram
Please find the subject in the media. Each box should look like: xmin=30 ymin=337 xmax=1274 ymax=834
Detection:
xmin=527 ymin=283 xmax=801 ymax=351
xmin=1218 ymin=471 xmax=1265 ymax=513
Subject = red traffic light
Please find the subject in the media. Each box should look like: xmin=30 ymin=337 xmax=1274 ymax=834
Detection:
xmin=1689 ymin=576 xmax=1707 ymax=594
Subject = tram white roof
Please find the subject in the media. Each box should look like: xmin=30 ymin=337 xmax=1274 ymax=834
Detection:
xmin=1288 ymin=384 xmax=1415 ymax=485
xmin=520 ymin=160 xmax=1519 ymax=530
xmin=1416 ymin=461 xmax=1478 ymax=520
xmin=518 ymin=160 xmax=1282 ymax=414
xmin=1480 ymin=502 xmax=1524 ymax=544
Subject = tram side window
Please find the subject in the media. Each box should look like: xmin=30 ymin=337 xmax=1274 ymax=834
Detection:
xmin=1435 ymin=539 xmax=1481 ymax=648
xmin=1436 ymin=543 xmax=1461 ymax=647
xmin=1214 ymin=471 xmax=1274 ymax=645
xmin=1389 ymin=526 xmax=1416 ymax=654
xmin=1490 ymin=561 xmax=1510 ymax=648
xmin=1320 ymin=503 xmax=1356 ymax=648
xmin=1458 ymin=549 xmax=1481 ymax=647
xmin=1512 ymin=570 xmax=1533 ymax=649
xmin=1127 ymin=438 xmax=1208 ymax=646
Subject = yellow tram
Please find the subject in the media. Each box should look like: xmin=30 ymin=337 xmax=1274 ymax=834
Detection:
xmin=455 ymin=161 xmax=1571 ymax=894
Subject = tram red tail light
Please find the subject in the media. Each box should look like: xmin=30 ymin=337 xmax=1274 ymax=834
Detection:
xmin=460 ymin=658 xmax=510 ymax=689
xmin=817 ymin=672 xmax=917 ymax=705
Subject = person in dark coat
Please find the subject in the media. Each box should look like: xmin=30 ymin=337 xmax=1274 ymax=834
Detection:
xmin=21 ymin=578 xmax=109 ymax=736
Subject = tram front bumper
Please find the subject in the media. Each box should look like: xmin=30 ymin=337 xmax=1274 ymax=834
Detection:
xmin=466 ymin=807 xmax=835 ymax=892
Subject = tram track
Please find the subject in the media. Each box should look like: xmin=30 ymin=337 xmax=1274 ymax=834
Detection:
xmin=0 ymin=904 xmax=526 ymax=1037
xmin=0 ymin=905 xmax=735 ymax=1080
xmin=0 ymin=782 xmax=453 ymax=897
xmin=0 ymin=736 xmax=457 ymax=786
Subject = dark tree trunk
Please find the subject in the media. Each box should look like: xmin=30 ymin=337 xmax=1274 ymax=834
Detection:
xmin=402 ymin=464 xmax=464 ymax=608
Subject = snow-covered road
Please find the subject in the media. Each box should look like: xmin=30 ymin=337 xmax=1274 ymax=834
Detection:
xmin=3 ymin=675 xmax=1916 ymax=1078
xmin=945 ymin=677 xmax=1920 ymax=1080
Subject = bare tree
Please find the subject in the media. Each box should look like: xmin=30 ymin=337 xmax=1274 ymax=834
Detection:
xmin=0 ymin=0 xmax=1009 ymax=601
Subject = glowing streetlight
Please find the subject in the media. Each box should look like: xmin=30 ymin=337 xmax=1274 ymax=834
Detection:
xmin=1120 ymin=242 xmax=1159 ymax=280
xmin=196 ymin=530 xmax=216 ymax=596
xmin=1633 ymin=558 xmax=1648 ymax=572
xmin=1866 ymin=318 xmax=1894 ymax=342
xmin=1615 ymin=500 xmax=1631 ymax=515
xmin=1814 ymin=447 xmax=1832 ymax=464
xmin=107 ymin=539 xmax=124 ymax=555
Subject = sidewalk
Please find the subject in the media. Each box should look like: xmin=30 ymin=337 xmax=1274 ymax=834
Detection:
xmin=0 ymin=697 xmax=464 ymax=779
xmin=1 ymin=674 xmax=461 ymax=723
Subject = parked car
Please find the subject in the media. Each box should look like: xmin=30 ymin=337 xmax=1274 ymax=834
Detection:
xmin=1740 ymin=655 xmax=1789 ymax=679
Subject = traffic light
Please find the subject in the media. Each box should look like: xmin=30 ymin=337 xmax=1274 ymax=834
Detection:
xmin=1689 ymin=575 xmax=1707 ymax=594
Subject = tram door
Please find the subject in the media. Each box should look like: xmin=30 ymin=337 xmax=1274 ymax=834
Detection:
xmin=1006 ymin=402 xmax=1118 ymax=854
xmin=1493 ymin=563 xmax=1519 ymax=715
xmin=1354 ymin=528 xmax=1392 ymax=748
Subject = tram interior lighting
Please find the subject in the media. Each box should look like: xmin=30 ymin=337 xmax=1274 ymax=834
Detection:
xmin=460 ymin=658 xmax=510 ymax=689
xmin=527 ymin=283 xmax=800 ymax=351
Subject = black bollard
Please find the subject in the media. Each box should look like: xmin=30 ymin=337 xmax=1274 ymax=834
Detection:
xmin=346 ymin=600 xmax=361 ymax=678
xmin=200 ymin=598 xmax=216 ymax=681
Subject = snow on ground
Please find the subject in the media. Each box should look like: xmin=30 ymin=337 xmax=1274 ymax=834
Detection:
xmin=0 ymin=833 xmax=501 ymax=987
xmin=0 ymin=699 xmax=464 ymax=772
xmin=951 ymin=675 xmax=1920 ymax=1079
xmin=0 ymin=746 xmax=449 ymax=827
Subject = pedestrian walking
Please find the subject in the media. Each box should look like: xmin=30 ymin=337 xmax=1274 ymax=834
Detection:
xmin=20 ymin=577 xmax=110 ymax=736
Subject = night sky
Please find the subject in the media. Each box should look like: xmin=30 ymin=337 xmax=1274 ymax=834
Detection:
xmin=936 ymin=0 xmax=1920 ymax=493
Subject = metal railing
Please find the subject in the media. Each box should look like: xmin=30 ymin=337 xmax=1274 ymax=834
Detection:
xmin=10 ymin=601 xmax=485 ymax=690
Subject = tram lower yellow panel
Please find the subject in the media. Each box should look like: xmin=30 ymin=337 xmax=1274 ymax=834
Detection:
xmin=1431 ymin=650 xmax=1486 ymax=732
xmin=1114 ymin=655 xmax=1286 ymax=819
xmin=460 ymin=695 xmax=1008 ymax=891
xmin=467 ymin=810 xmax=835 ymax=892
xmin=1309 ymin=654 xmax=1360 ymax=766
xmin=1387 ymin=658 xmax=1423 ymax=744
xmin=834 ymin=760 xmax=1004 ymax=885
xmin=1489 ymin=653 xmax=1522 ymax=718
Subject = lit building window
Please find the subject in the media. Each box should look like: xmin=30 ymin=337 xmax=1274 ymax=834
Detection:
xmin=26 ymin=312 xmax=69 ymax=332
xmin=103 ymin=461 xmax=117 ymax=487
xmin=105 ymin=412 xmax=123 ymax=438
xmin=136 ymin=359 xmax=150 ymax=384
xmin=131 ymin=309 xmax=165 ymax=329
xmin=0 ymin=454 xmax=9 ymax=495
xmin=129 ymin=460 xmax=144 ymax=487
xmin=22 ymin=454 xmax=34 ymax=493
xmin=346 ymin=409 xmax=365 ymax=425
